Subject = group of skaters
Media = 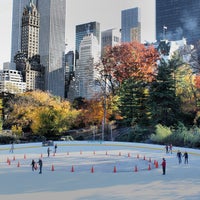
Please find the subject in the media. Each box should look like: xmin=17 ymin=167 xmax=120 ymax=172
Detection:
xmin=165 ymin=143 xmax=189 ymax=164
xmin=165 ymin=144 xmax=173 ymax=154
xmin=161 ymin=144 xmax=189 ymax=175
xmin=9 ymin=141 xmax=190 ymax=175
xmin=47 ymin=143 xmax=57 ymax=157
xmin=30 ymin=143 xmax=58 ymax=174
xmin=177 ymin=150 xmax=189 ymax=164
xmin=31 ymin=158 xmax=43 ymax=174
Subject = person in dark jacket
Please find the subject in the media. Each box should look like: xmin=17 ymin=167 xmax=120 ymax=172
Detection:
xmin=165 ymin=145 xmax=169 ymax=154
xmin=47 ymin=147 xmax=51 ymax=157
xmin=38 ymin=159 xmax=43 ymax=174
xmin=161 ymin=158 xmax=166 ymax=175
xmin=183 ymin=151 xmax=189 ymax=164
xmin=54 ymin=144 xmax=57 ymax=153
xmin=31 ymin=159 xmax=36 ymax=171
xmin=177 ymin=150 xmax=182 ymax=164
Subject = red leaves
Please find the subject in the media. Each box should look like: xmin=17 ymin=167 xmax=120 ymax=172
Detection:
xmin=194 ymin=75 xmax=200 ymax=89
xmin=101 ymin=41 xmax=159 ymax=83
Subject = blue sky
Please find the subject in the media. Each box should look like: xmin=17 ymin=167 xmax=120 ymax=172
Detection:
xmin=0 ymin=0 xmax=155 ymax=67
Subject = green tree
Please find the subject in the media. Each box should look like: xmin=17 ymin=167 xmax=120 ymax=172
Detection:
xmin=149 ymin=57 xmax=181 ymax=126
xmin=119 ymin=78 xmax=150 ymax=126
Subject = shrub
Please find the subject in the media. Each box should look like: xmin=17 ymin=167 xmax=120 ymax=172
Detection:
xmin=150 ymin=124 xmax=172 ymax=144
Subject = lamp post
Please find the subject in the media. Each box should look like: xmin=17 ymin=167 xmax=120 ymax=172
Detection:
xmin=102 ymin=74 xmax=108 ymax=141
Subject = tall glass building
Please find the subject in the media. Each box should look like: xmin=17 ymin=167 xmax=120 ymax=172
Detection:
xmin=156 ymin=0 xmax=200 ymax=44
xmin=75 ymin=22 xmax=100 ymax=59
xmin=11 ymin=0 xmax=66 ymax=97
xmin=11 ymin=0 xmax=38 ymax=68
xmin=38 ymin=0 xmax=66 ymax=97
xmin=121 ymin=7 xmax=141 ymax=42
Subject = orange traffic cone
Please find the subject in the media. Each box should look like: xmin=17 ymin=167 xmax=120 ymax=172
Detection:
xmin=155 ymin=161 xmax=159 ymax=168
xmin=17 ymin=161 xmax=20 ymax=167
xmin=8 ymin=159 xmax=11 ymax=165
xmin=91 ymin=166 xmax=94 ymax=173
xmin=71 ymin=165 xmax=74 ymax=172
xmin=154 ymin=160 xmax=156 ymax=165
xmin=134 ymin=165 xmax=138 ymax=172
xmin=51 ymin=164 xmax=54 ymax=171
xmin=113 ymin=166 xmax=117 ymax=173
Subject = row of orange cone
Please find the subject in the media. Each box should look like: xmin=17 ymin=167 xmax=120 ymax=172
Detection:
xmin=50 ymin=163 xmax=159 ymax=173
xmin=8 ymin=152 xmax=152 ymax=160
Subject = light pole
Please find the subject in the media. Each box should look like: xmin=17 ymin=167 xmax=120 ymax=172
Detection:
xmin=102 ymin=74 xmax=108 ymax=141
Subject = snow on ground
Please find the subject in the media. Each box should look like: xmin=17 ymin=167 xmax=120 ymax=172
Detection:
xmin=0 ymin=141 xmax=200 ymax=200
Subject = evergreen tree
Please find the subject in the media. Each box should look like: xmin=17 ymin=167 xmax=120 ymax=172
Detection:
xmin=149 ymin=58 xmax=181 ymax=126
xmin=119 ymin=78 xmax=150 ymax=126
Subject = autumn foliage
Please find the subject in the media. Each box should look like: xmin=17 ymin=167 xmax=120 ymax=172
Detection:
xmin=194 ymin=74 xmax=200 ymax=89
xmin=100 ymin=41 xmax=159 ymax=84
xmin=4 ymin=90 xmax=80 ymax=137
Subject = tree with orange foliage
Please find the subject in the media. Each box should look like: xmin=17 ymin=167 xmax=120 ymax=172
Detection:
xmin=96 ymin=41 xmax=159 ymax=95
xmin=194 ymin=75 xmax=200 ymax=89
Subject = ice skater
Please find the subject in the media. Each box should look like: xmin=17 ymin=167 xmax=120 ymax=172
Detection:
xmin=47 ymin=147 xmax=51 ymax=157
xmin=169 ymin=144 xmax=173 ymax=154
xmin=38 ymin=158 xmax=43 ymax=174
xmin=31 ymin=159 xmax=36 ymax=171
xmin=165 ymin=145 xmax=169 ymax=154
xmin=9 ymin=142 xmax=14 ymax=153
xmin=183 ymin=151 xmax=188 ymax=164
xmin=54 ymin=144 xmax=57 ymax=153
xmin=177 ymin=150 xmax=182 ymax=164
xmin=161 ymin=158 xmax=166 ymax=175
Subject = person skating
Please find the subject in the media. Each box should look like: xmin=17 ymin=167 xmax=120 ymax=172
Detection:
xmin=161 ymin=158 xmax=166 ymax=175
xmin=9 ymin=141 xmax=14 ymax=153
xmin=47 ymin=147 xmax=51 ymax=157
xmin=183 ymin=151 xmax=189 ymax=164
xmin=165 ymin=145 xmax=169 ymax=154
xmin=54 ymin=144 xmax=57 ymax=153
xmin=31 ymin=159 xmax=36 ymax=171
xmin=177 ymin=150 xmax=182 ymax=164
xmin=38 ymin=158 xmax=43 ymax=174
xmin=169 ymin=144 xmax=173 ymax=154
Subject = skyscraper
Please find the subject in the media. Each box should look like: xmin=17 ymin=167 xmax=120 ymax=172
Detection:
xmin=75 ymin=22 xmax=100 ymax=59
xmin=101 ymin=28 xmax=121 ymax=56
xmin=11 ymin=0 xmax=66 ymax=97
xmin=21 ymin=1 xmax=40 ymax=59
xmin=121 ymin=7 xmax=141 ymax=43
xmin=156 ymin=0 xmax=200 ymax=44
xmin=13 ymin=0 xmax=44 ymax=92
xmin=11 ymin=0 xmax=37 ymax=69
xmin=72 ymin=33 xmax=101 ymax=99
xmin=37 ymin=0 xmax=66 ymax=97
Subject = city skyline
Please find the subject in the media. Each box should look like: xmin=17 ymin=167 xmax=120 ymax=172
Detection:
xmin=0 ymin=0 xmax=155 ymax=67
